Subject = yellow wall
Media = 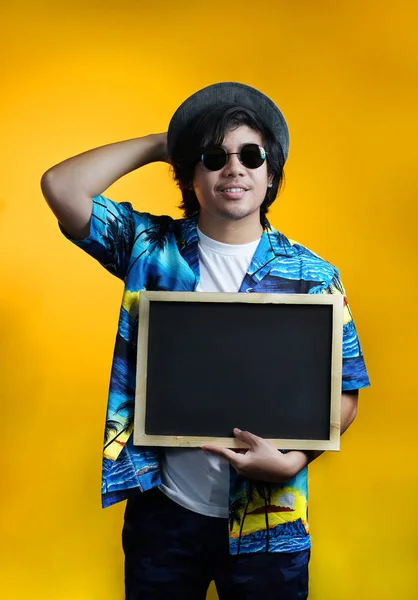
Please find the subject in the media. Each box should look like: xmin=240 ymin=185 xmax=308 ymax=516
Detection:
xmin=1 ymin=1 xmax=417 ymax=598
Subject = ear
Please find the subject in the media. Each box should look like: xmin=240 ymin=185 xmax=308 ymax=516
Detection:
xmin=267 ymin=173 xmax=274 ymax=188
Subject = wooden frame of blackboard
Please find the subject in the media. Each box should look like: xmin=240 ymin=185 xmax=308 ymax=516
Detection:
xmin=133 ymin=291 xmax=344 ymax=451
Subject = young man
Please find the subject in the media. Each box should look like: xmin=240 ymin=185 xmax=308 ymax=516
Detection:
xmin=41 ymin=82 xmax=370 ymax=600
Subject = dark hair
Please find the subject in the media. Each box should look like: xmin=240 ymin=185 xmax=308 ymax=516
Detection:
xmin=169 ymin=104 xmax=285 ymax=225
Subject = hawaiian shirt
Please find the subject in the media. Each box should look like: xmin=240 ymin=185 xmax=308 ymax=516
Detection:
xmin=62 ymin=194 xmax=370 ymax=555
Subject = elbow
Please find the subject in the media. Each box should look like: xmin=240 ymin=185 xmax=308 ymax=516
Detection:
xmin=40 ymin=168 xmax=58 ymax=206
xmin=40 ymin=167 xmax=74 ymax=214
xmin=341 ymin=390 xmax=359 ymax=434
xmin=349 ymin=403 xmax=358 ymax=427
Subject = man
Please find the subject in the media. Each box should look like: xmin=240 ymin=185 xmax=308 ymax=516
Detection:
xmin=41 ymin=82 xmax=370 ymax=599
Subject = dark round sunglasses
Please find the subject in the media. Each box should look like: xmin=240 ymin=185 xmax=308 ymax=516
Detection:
xmin=201 ymin=143 xmax=267 ymax=171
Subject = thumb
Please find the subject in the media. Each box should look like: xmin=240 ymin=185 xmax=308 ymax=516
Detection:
xmin=233 ymin=428 xmax=261 ymax=447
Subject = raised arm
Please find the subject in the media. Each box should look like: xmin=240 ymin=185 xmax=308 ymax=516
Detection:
xmin=40 ymin=133 xmax=168 ymax=240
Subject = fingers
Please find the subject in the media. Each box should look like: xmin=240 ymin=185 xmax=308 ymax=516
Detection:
xmin=233 ymin=428 xmax=262 ymax=447
xmin=202 ymin=445 xmax=244 ymax=469
xmin=201 ymin=429 xmax=263 ymax=470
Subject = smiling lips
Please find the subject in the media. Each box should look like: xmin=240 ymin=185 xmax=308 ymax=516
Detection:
xmin=218 ymin=185 xmax=249 ymax=199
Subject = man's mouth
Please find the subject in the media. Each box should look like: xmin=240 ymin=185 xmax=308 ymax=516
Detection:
xmin=218 ymin=186 xmax=249 ymax=199
xmin=222 ymin=187 xmax=247 ymax=193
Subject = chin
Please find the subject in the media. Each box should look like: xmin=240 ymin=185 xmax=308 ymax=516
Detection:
xmin=217 ymin=206 xmax=259 ymax=221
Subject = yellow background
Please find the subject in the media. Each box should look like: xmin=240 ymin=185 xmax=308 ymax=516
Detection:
xmin=1 ymin=1 xmax=417 ymax=598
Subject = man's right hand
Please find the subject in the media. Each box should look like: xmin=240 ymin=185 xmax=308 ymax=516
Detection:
xmin=41 ymin=133 xmax=169 ymax=240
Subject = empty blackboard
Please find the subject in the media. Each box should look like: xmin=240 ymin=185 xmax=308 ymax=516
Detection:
xmin=134 ymin=292 xmax=343 ymax=451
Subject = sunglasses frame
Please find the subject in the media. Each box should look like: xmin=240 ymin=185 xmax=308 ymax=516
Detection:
xmin=200 ymin=143 xmax=267 ymax=171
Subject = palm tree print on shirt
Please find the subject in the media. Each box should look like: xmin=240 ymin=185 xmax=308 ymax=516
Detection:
xmin=126 ymin=216 xmax=173 ymax=278
xmin=231 ymin=478 xmax=304 ymax=554
xmin=103 ymin=399 xmax=135 ymax=452
xmin=103 ymin=241 xmax=172 ymax=453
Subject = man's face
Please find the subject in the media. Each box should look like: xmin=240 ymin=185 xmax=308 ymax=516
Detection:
xmin=193 ymin=125 xmax=272 ymax=226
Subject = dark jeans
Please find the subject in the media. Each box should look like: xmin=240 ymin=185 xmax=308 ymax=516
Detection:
xmin=123 ymin=488 xmax=310 ymax=600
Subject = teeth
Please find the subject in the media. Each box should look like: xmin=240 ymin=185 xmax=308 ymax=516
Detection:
xmin=223 ymin=188 xmax=245 ymax=192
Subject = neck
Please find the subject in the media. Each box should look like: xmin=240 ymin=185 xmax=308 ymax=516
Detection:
xmin=197 ymin=212 xmax=263 ymax=244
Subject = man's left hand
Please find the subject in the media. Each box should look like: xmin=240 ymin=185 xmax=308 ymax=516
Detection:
xmin=202 ymin=428 xmax=309 ymax=482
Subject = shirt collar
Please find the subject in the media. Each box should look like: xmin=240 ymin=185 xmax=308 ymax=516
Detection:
xmin=176 ymin=215 xmax=294 ymax=283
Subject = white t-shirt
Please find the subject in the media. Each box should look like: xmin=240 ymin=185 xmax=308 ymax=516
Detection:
xmin=159 ymin=227 xmax=261 ymax=517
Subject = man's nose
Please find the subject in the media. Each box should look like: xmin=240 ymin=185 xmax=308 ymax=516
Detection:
xmin=222 ymin=153 xmax=245 ymax=176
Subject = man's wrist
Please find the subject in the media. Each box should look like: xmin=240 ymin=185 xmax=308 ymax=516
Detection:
xmin=286 ymin=451 xmax=310 ymax=477
xmin=149 ymin=132 xmax=168 ymax=163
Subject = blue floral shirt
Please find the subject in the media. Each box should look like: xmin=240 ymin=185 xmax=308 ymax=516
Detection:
xmin=63 ymin=194 xmax=370 ymax=555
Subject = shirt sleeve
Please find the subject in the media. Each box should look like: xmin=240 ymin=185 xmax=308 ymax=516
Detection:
xmin=324 ymin=269 xmax=371 ymax=392
xmin=59 ymin=195 xmax=152 ymax=281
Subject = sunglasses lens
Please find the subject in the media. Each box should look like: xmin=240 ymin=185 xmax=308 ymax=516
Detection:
xmin=201 ymin=144 xmax=266 ymax=170
xmin=240 ymin=144 xmax=266 ymax=168
xmin=201 ymin=147 xmax=227 ymax=171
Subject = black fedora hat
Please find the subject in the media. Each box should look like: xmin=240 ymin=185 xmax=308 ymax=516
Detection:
xmin=167 ymin=82 xmax=289 ymax=160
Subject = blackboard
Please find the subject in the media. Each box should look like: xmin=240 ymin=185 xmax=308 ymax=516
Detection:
xmin=133 ymin=292 xmax=343 ymax=451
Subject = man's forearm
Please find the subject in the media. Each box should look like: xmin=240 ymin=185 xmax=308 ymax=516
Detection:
xmin=41 ymin=133 xmax=167 ymax=240
xmin=287 ymin=390 xmax=359 ymax=470
xmin=42 ymin=134 xmax=167 ymax=202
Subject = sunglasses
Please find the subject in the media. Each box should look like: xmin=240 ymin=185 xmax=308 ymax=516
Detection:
xmin=200 ymin=144 xmax=267 ymax=171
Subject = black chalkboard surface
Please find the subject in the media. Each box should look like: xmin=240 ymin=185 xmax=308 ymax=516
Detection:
xmin=134 ymin=292 xmax=343 ymax=451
